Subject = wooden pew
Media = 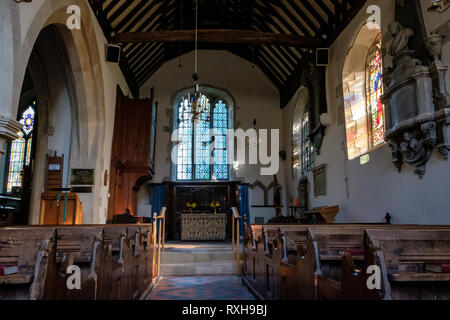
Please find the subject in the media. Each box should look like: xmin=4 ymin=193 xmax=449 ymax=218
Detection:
xmin=52 ymin=226 xmax=104 ymax=300
xmin=307 ymin=225 xmax=368 ymax=300
xmin=137 ymin=225 xmax=153 ymax=298
xmin=278 ymin=224 xmax=387 ymax=300
xmin=288 ymin=225 xmax=450 ymax=300
xmin=126 ymin=224 xmax=153 ymax=299
xmin=98 ymin=225 xmax=129 ymax=300
xmin=243 ymin=225 xmax=261 ymax=298
xmin=0 ymin=227 xmax=57 ymax=300
xmin=0 ymin=224 xmax=158 ymax=300
xmin=243 ymin=224 xmax=310 ymax=300
xmin=345 ymin=228 xmax=450 ymax=300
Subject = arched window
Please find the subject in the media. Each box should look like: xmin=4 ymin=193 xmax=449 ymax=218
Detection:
xmin=301 ymin=110 xmax=314 ymax=174
xmin=175 ymin=93 xmax=230 ymax=181
xmin=292 ymin=88 xmax=314 ymax=178
xmin=343 ymin=28 xmax=385 ymax=160
xmin=365 ymin=34 xmax=385 ymax=148
xmin=6 ymin=101 xmax=36 ymax=192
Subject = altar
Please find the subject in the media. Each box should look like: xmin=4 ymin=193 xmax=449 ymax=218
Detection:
xmin=161 ymin=181 xmax=243 ymax=241
xmin=181 ymin=214 xmax=227 ymax=241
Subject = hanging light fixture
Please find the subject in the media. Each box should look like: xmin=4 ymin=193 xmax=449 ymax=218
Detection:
xmin=427 ymin=0 xmax=450 ymax=13
xmin=180 ymin=0 xmax=209 ymax=123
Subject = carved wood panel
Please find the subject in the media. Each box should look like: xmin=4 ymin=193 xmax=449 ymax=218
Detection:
xmin=107 ymin=87 xmax=156 ymax=221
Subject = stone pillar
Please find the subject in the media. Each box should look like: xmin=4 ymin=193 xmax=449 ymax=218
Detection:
xmin=0 ymin=115 xmax=22 ymax=157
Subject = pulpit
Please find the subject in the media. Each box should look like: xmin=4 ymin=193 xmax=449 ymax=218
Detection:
xmin=39 ymin=192 xmax=82 ymax=225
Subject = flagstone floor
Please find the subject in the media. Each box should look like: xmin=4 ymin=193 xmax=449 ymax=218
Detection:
xmin=146 ymin=276 xmax=256 ymax=300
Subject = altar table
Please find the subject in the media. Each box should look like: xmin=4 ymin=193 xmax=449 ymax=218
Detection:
xmin=181 ymin=214 xmax=227 ymax=241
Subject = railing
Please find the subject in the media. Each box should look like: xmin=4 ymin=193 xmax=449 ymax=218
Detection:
xmin=231 ymin=207 xmax=242 ymax=274
xmin=152 ymin=207 xmax=167 ymax=281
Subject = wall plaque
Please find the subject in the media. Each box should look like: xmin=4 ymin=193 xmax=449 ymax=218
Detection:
xmin=70 ymin=169 xmax=95 ymax=185
xmin=312 ymin=164 xmax=327 ymax=198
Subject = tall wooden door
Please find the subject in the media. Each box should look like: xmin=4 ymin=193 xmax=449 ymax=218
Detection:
xmin=107 ymin=87 xmax=157 ymax=222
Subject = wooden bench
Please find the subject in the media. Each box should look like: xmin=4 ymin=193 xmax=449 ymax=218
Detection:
xmin=0 ymin=227 xmax=56 ymax=300
xmin=99 ymin=225 xmax=130 ymax=300
xmin=278 ymin=225 xmax=450 ymax=300
xmin=52 ymin=226 xmax=104 ymax=300
xmin=243 ymin=223 xmax=310 ymax=300
xmin=342 ymin=228 xmax=450 ymax=300
xmin=0 ymin=224 xmax=159 ymax=300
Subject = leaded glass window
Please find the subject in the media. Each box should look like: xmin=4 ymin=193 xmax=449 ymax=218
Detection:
xmin=175 ymin=94 xmax=230 ymax=181
xmin=365 ymin=34 xmax=385 ymax=148
xmin=301 ymin=111 xmax=314 ymax=174
xmin=7 ymin=102 xmax=36 ymax=192
xmin=212 ymin=100 xmax=228 ymax=180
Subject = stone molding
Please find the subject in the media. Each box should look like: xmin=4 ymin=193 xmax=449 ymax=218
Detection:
xmin=0 ymin=115 xmax=22 ymax=141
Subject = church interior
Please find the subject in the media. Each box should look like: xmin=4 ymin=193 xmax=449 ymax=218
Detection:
xmin=1 ymin=0 xmax=450 ymax=302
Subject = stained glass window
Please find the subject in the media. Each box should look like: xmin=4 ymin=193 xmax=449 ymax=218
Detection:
xmin=292 ymin=102 xmax=302 ymax=179
xmin=194 ymin=96 xmax=211 ymax=180
xmin=212 ymin=100 xmax=228 ymax=180
xmin=175 ymin=94 xmax=230 ymax=181
xmin=301 ymin=111 xmax=314 ymax=174
xmin=177 ymin=98 xmax=194 ymax=180
xmin=343 ymin=32 xmax=385 ymax=160
xmin=365 ymin=34 xmax=385 ymax=148
xmin=6 ymin=102 xmax=36 ymax=192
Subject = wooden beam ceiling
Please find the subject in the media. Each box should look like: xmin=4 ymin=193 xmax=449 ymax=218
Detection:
xmin=111 ymin=29 xmax=325 ymax=47
xmin=88 ymin=0 xmax=368 ymax=106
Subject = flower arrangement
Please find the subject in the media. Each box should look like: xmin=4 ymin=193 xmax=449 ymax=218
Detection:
xmin=186 ymin=202 xmax=197 ymax=213
xmin=210 ymin=201 xmax=220 ymax=214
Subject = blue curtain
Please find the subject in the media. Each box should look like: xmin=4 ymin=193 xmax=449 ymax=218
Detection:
xmin=238 ymin=185 xmax=250 ymax=236
xmin=151 ymin=185 xmax=166 ymax=223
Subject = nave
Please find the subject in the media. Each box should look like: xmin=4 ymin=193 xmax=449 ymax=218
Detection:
xmin=1 ymin=0 xmax=450 ymax=304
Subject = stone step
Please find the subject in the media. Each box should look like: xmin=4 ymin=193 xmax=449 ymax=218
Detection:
xmin=161 ymin=251 xmax=236 ymax=264
xmin=161 ymin=261 xmax=237 ymax=276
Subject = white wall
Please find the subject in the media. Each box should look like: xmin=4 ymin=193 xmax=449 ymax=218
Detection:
xmin=140 ymin=50 xmax=288 ymax=223
xmin=283 ymin=0 xmax=450 ymax=225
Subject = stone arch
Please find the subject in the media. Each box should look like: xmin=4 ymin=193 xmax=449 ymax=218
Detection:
xmin=6 ymin=0 xmax=106 ymax=224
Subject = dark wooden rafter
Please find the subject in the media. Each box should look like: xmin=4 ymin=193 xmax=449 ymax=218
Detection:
xmin=87 ymin=0 xmax=368 ymax=107
xmin=112 ymin=29 xmax=324 ymax=47
xmin=88 ymin=0 xmax=140 ymax=98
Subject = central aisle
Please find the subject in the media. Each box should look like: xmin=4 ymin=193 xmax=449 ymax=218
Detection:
xmin=146 ymin=241 xmax=255 ymax=300
xmin=147 ymin=276 xmax=255 ymax=300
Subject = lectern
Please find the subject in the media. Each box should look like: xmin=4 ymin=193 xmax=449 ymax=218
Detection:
xmin=39 ymin=192 xmax=82 ymax=225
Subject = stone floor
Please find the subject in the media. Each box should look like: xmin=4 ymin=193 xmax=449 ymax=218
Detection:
xmin=160 ymin=241 xmax=238 ymax=276
xmin=146 ymin=276 xmax=256 ymax=300
xmin=163 ymin=241 xmax=234 ymax=252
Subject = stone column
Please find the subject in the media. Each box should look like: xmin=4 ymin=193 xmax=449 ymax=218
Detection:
xmin=0 ymin=115 xmax=22 ymax=157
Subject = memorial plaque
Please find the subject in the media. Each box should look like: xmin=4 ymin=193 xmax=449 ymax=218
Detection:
xmin=70 ymin=169 xmax=95 ymax=185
